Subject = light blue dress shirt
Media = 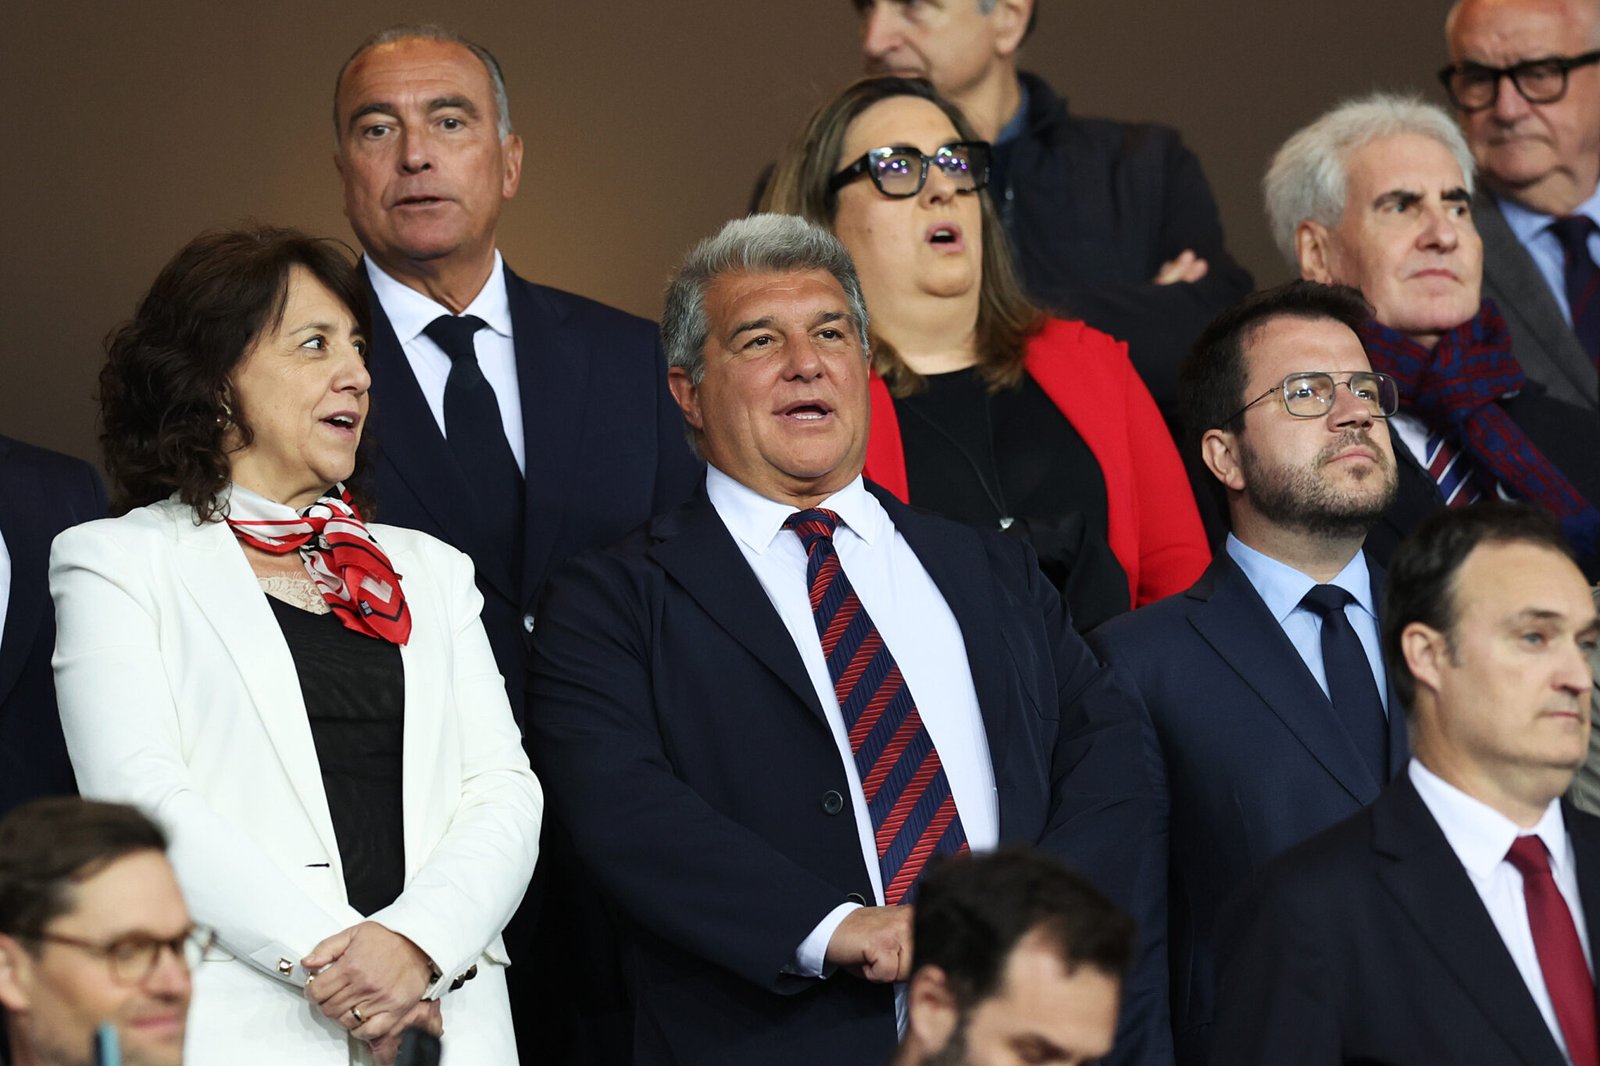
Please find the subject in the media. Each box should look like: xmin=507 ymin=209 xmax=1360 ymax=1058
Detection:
xmin=1496 ymin=184 xmax=1600 ymax=326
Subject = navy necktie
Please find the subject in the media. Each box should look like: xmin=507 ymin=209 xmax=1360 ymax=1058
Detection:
xmin=1300 ymin=584 xmax=1387 ymax=782
xmin=1549 ymin=215 xmax=1599 ymax=367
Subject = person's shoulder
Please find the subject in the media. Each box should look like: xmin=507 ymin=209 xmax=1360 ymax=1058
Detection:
xmin=1019 ymin=76 xmax=1183 ymax=158
xmin=1 ymin=435 xmax=95 ymax=477
xmin=1256 ymin=800 xmax=1378 ymax=895
xmin=50 ymin=499 xmax=189 ymax=559
xmin=508 ymin=272 xmax=658 ymax=338
xmin=1090 ymin=580 xmax=1200 ymax=645
xmin=1028 ymin=316 xmax=1131 ymax=363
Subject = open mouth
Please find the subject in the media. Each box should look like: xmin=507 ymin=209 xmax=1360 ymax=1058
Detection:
xmin=322 ymin=414 xmax=359 ymax=432
xmin=779 ymin=400 xmax=834 ymax=422
xmin=927 ymin=223 xmax=962 ymax=247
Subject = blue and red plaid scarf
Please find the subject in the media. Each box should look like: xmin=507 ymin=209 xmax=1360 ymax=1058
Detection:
xmin=1356 ymin=300 xmax=1600 ymax=557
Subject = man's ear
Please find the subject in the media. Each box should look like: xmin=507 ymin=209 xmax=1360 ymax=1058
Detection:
xmin=1297 ymin=220 xmax=1337 ymax=284
xmin=667 ymin=366 xmax=704 ymax=431
xmin=0 ymin=934 xmax=34 ymax=1013
xmin=1200 ymin=427 xmax=1246 ymax=494
xmin=991 ymin=0 xmax=1033 ymax=58
xmin=1402 ymin=621 xmax=1449 ymax=695
xmin=904 ymin=965 xmax=960 ymax=1056
xmin=501 ymin=133 xmax=525 ymax=200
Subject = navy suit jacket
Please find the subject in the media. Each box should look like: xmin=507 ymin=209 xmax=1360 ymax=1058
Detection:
xmin=1212 ymin=772 xmax=1600 ymax=1065
xmin=362 ymin=261 xmax=700 ymax=719
xmin=1088 ymin=553 xmax=1408 ymax=1066
xmin=525 ymin=482 xmax=1157 ymax=1066
xmin=0 ymin=435 xmax=106 ymax=815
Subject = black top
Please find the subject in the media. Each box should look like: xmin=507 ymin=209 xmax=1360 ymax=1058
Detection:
xmin=894 ymin=367 xmax=1129 ymax=629
xmin=267 ymin=595 xmax=406 ymax=916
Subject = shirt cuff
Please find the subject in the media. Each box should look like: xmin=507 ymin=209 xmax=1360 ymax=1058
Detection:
xmin=787 ymin=901 xmax=863 ymax=978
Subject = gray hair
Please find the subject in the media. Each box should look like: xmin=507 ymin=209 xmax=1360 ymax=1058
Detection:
xmin=334 ymin=24 xmax=514 ymax=142
xmin=662 ymin=214 xmax=871 ymax=386
xmin=1263 ymin=92 xmax=1475 ymax=266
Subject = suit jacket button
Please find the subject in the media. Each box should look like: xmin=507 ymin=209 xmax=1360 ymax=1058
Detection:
xmin=846 ymin=892 xmax=867 ymax=905
xmin=821 ymin=790 xmax=845 ymax=815
xmin=522 ymin=613 xmax=536 ymax=633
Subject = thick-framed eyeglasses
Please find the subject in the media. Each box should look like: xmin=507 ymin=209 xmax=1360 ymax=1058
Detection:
xmin=1437 ymin=50 xmax=1600 ymax=112
xmin=26 ymin=924 xmax=216 ymax=984
xmin=1221 ymin=371 xmax=1399 ymax=427
xmin=828 ymin=141 xmax=992 ymax=198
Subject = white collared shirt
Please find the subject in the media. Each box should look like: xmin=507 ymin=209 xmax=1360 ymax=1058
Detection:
xmin=1225 ymin=534 xmax=1388 ymax=711
xmin=364 ymin=254 xmax=526 ymax=472
xmin=705 ymin=467 xmax=998 ymax=1026
xmin=1411 ymin=759 xmax=1594 ymax=1063
xmin=0 ymin=524 xmax=10 ymax=643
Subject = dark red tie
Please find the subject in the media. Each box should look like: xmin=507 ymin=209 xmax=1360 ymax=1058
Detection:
xmin=785 ymin=509 xmax=968 ymax=904
xmin=1549 ymin=215 xmax=1600 ymax=367
xmin=1506 ymin=835 xmax=1599 ymax=1066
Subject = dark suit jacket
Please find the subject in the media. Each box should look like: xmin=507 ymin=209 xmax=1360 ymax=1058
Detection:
xmin=1088 ymin=553 xmax=1408 ymax=1066
xmin=0 ymin=435 xmax=106 ymax=816
xmin=1212 ymin=772 xmax=1600 ymax=1065
xmin=362 ymin=261 xmax=700 ymax=718
xmin=524 ymin=482 xmax=1157 ymax=1066
xmin=1475 ymin=189 xmax=1599 ymax=414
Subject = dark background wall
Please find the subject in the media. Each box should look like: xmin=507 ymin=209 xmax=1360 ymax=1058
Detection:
xmin=2 ymin=1 xmax=1450 ymax=463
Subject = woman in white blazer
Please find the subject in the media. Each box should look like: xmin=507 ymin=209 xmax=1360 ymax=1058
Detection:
xmin=49 ymin=227 xmax=542 ymax=1066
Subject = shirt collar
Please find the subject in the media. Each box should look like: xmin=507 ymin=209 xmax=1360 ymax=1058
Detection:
xmin=705 ymin=466 xmax=883 ymax=555
xmin=995 ymin=77 xmax=1031 ymax=146
xmin=1495 ymin=183 xmax=1600 ymax=242
xmin=1225 ymin=534 xmax=1377 ymax=626
xmin=363 ymin=252 xmax=512 ymax=345
xmin=1410 ymin=759 xmax=1573 ymax=880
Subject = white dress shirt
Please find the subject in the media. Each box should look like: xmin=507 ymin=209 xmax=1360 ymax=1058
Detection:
xmin=1498 ymin=185 xmax=1600 ymax=326
xmin=364 ymin=254 xmax=526 ymax=473
xmin=0 ymin=524 xmax=10 ymax=643
xmin=1226 ymin=534 xmax=1388 ymax=711
xmin=705 ymin=467 xmax=999 ymax=1027
xmin=1411 ymin=759 xmax=1594 ymax=1063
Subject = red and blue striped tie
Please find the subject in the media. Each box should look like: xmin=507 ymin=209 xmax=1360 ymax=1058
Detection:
xmin=785 ymin=508 xmax=969 ymax=904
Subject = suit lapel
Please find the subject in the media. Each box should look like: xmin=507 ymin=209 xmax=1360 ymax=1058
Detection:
xmin=648 ymin=491 xmax=827 ymax=725
xmin=1567 ymin=804 xmax=1600 ymax=1023
xmin=0 ymin=441 xmax=48 ymax=707
xmin=363 ymin=270 xmax=519 ymax=602
xmin=507 ymin=268 xmax=588 ymax=608
xmin=1188 ymin=555 xmax=1384 ymax=804
xmin=170 ymin=515 xmax=342 ymax=863
xmin=1374 ymin=776 xmax=1567 ymax=1065
xmin=393 ymin=539 xmax=449 ymax=873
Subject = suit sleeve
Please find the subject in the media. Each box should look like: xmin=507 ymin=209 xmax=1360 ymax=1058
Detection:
xmin=367 ymin=541 xmax=544 ymax=995
xmin=49 ymin=522 xmax=363 ymax=985
xmin=525 ymin=551 xmax=855 ymax=993
xmin=1117 ymin=349 xmax=1209 ymax=604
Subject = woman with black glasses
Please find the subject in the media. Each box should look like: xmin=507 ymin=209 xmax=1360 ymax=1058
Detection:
xmin=763 ymin=77 xmax=1209 ymax=624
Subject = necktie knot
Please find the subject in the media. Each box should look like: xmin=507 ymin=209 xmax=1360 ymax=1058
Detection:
xmin=1300 ymin=583 xmax=1355 ymax=619
xmin=1549 ymin=215 xmax=1598 ymax=260
xmin=784 ymin=508 xmax=842 ymax=554
xmin=423 ymin=314 xmax=489 ymax=365
xmin=1507 ymin=834 xmax=1553 ymax=879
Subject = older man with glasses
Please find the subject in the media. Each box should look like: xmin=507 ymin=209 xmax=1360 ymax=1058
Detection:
xmin=1442 ymin=0 xmax=1600 ymax=416
xmin=1267 ymin=91 xmax=1600 ymax=578
xmin=0 ymin=798 xmax=204 ymax=1066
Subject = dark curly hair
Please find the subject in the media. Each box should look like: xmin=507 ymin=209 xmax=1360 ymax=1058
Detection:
xmin=100 ymin=225 xmax=370 ymax=521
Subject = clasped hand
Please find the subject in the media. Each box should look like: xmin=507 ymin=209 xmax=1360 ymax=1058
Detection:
xmin=303 ymin=922 xmax=443 ymax=1064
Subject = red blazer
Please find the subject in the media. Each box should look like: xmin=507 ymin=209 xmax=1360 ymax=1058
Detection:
xmin=865 ymin=317 xmax=1209 ymax=606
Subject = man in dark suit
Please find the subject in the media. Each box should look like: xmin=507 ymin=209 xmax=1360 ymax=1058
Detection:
xmin=0 ymin=436 xmax=105 ymax=817
xmin=331 ymin=25 xmax=699 ymax=1063
xmin=1087 ymin=281 xmax=1408 ymax=1065
xmin=525 ymin=214 xmax=1156 ymax=1066
xmin=1213 ymin=502 xmax=1600 ymax=1065
xmin=1443 ymin=0 xmax=1599 ymax=414
xmin=1271 ymin=91 xmax=1600 ymax=577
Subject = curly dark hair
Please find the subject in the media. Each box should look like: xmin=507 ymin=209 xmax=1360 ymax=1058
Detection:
xmin=100 ymin=225 xmax=371 ymax=521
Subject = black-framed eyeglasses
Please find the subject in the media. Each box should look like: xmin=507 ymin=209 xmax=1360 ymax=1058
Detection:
xmin=1437 ymin=50 xmax=1600 ymax=111
xmin=1220 ymin=372 xmax=1399 ymax=427
xmin=828 ymin=141 xmax=992 ymax=198
xmin=25 ymin=924 xmax=216 ymax=985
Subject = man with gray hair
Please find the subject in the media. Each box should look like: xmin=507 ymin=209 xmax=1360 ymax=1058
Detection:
xmin=1265 ymin=91 xmax=1600 ymax=576
xmin=525 ymin=214 xmax=1156 ymax=1066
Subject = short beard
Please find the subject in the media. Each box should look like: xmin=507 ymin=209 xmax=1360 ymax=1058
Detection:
xmin=1239 ymin=428 xmax=1399 ymax=541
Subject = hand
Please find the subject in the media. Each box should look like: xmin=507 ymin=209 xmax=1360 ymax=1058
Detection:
xmin=824 ymin=905 xmax=913 ymax=983
xmin=366 ymin=999 xmax=444 ymax=1066
xmin=302 ymin=922 xmax=433 ymax=1043
xmin=1153 ymin=248 xmax=1209 ymax=285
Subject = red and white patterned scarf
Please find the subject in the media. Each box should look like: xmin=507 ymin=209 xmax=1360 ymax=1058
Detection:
xmin=225 ymin=483 xmax=412 ymax=645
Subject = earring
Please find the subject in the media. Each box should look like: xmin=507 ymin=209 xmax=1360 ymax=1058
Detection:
xmin=216 ymin=400 xmax=234 ymax=429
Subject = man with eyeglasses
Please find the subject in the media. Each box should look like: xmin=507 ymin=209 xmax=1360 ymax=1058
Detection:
xmin=1442 ymin=0 xmax=1600 ymax=414
xmin=1265 ymin=92 xmax=1600 ymax=578
xmin=1088 ymin=279 xmax=1409 ymax=1066
xmin=0 ymin=798 xmax=202 ymax=1066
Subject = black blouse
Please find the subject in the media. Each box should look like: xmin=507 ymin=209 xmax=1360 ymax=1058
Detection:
xmin=267 ymin=595 xmax=406 ymax=916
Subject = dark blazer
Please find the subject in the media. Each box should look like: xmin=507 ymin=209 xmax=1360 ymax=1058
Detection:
xmin=1088 ymin=552 xmax=1408 ymax=1066
xmin=362 ymin=261 xmax=701 ymax=718
xmin=525 ymin=482 xmax=1157 ymax=1066
xmin=1211 ymin=772 xmax=1600 ymax=1065
xmin=1475 ymin=189 xmax=1599 ymax=414
xmin=0 ymin=435 xmax=106 ymax=816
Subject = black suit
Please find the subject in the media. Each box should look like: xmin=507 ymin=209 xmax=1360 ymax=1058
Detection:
xmin=0 ymin=435 xmax=106 ymax=816
xmin=525 ymin=482 xmax=1157 ymax=1066
xmin=1212 ymin=771 xmax=1600 ymax=1065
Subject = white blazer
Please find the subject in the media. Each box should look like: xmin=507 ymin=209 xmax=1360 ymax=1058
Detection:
xmin=50 ymin=498 xmax=542 ymax=1066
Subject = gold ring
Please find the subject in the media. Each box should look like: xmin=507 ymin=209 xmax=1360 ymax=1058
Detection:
xmin=350 ymin=1006 xmax=363 ymax=1024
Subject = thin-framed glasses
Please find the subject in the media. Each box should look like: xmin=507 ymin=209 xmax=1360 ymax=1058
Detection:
xmin=1437 ymin=50 xmax=1600 ymax=111
xmin=828 ymin=141 xmax=992 ymax=198
xmin=26 ymin=924 xmax=217 ymax=984
xmin=1220 ymin=372 xmax=1399 ymax=427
